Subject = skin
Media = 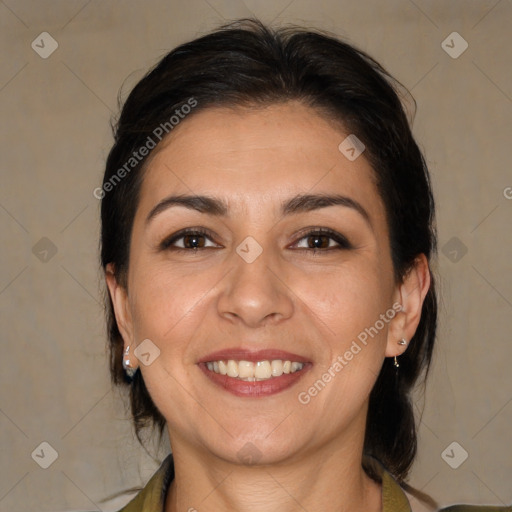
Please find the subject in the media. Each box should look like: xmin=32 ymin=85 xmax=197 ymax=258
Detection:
xmin=106 ymin=101 xmax=430 ymax=512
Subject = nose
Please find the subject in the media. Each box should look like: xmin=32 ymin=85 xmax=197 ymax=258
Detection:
xmin=216 ymin=242 xmax=294 ymax=328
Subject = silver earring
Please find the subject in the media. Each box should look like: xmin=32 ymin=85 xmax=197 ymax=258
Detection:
xmin=394 ymin=339 xmax=407 ymax=368
xmin=123 ymin=346 xmax=137 ymax=378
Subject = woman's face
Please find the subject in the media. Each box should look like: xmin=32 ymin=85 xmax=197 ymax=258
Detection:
xmin=109 ymin=101 xmax=415 ymax=464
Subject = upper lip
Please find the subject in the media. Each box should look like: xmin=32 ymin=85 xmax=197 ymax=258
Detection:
xmin=197 ymin=348 xmax=310 ymax=364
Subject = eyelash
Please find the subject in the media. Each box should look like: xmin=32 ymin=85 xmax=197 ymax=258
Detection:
xmin=159 ymin=227 xmax=353 ymax=254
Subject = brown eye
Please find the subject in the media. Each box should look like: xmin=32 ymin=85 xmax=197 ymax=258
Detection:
xmin=182 ymin=233 xmax=206 ymax=249
xmin=306 ymin=234 xmax=331 ymax=249
xmin=293 ymin=228 xmax=353 ymax=252
xmin=160 ymin=228 xmax=219 ymax=251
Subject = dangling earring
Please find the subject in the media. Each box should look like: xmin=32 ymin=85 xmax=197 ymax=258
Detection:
xmin=394 ymin=338 xmax=407 ymax=368
xmin=123 ymin=346 xmax=137 ymax=378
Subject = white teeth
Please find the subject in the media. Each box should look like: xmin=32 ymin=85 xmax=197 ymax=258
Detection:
xmin=271 ymin=359 xmax=283 ymax=377
xmin=290 ymin=362 xmax=302 ymax=372
xmin=227 ymin=359 xmax=239 ymax=378
xmin=218 ymin=360 xmax=228 ymax=375
xmin=205 ymin=359 xmax=305 ymax=381
xmin=254 ymin=360 xmax=271 ymax=379
xmin=238 ymin=360 xmax=254 ymax=379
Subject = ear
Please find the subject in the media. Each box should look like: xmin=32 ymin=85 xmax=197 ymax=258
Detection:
xmin=105 ymin=263 xmax=137 ymax=366
xmin=385 ymin=254 xmax=431 ymax=358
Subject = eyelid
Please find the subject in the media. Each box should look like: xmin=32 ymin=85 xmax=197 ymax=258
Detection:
xmin=290 ymin=227 xmax=353 ymax=250
xmin=159 ymin=226 xmax=353 ymax=252
xmin=159 ymin=227 xmax=220 ymax=251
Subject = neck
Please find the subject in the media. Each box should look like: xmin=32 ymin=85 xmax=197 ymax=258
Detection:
xmin=164 ymin=428 xmax=382 ymax=512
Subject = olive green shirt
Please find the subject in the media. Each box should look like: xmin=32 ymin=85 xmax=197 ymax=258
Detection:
xmin=116 ymin=454 xmax=510 ymax=512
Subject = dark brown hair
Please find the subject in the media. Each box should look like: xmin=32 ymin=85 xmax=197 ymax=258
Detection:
xmin=100 ymin=18 xmax=437 ymax=483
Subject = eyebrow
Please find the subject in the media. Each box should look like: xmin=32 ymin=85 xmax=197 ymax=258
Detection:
xmin=145 ymin=193 xmax=372 ymax=229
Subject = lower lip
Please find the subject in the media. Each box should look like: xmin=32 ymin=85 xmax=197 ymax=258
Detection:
xmin=198 ymin=363 xmax=312 ymax=397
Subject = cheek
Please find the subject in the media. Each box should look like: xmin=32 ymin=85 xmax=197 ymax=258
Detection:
xmin=296 ymin=264 xmax=393 ymax=409
xmin=301 ymin=260 xmax=393 ymax=339
xmin=127 ymin=234 xmax=395 ymax=365
xmin=128 ymin=264 xmax=223 ymax=347
xmin=129 ymin=252 xmax=393 ymax=341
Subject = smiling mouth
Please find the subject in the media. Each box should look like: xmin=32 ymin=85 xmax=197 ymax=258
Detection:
xmin=205 ymin=359 xmax=305 ymax=381
xmin=197 ymin=349 xmax=312 ymax=397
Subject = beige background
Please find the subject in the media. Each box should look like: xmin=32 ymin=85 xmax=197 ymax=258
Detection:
xmin=1 ymin=1 xmax=511 ymax=511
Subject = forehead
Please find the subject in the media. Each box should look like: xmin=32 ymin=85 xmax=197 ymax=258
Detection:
xmin=137 ymin=102 xmax=385 ymax=222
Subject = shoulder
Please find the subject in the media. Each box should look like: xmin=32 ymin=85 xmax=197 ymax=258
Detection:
xmin=364 ymin=456 xmax=510 ymax=512
xmin=115 ymin=454 xmax=175 ymax=512
xmin=403 ymin=486 xmax=511 ymax=512
xmin=438 ymin=506 xmax=512 ymax=511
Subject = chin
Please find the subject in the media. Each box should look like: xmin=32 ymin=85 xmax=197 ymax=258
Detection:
xmin=205 ymin=428 xmax=310 ymax=467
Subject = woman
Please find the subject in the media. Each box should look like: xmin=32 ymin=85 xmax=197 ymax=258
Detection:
xmin=99 ymin=18 xmax=510 ymax=512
